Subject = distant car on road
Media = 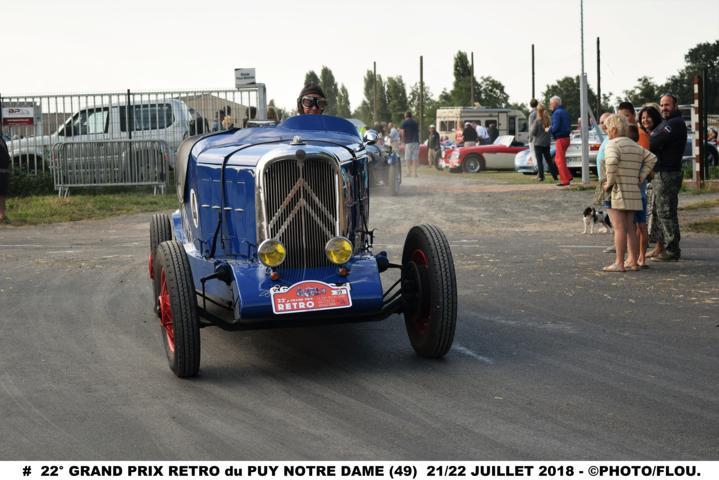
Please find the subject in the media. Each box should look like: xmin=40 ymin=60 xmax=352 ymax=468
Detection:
xmin=445 ymin=135 xmax=527 ymax=173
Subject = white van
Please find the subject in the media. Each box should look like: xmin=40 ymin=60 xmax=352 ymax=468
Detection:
xmin=8 ymin=98 xmax=191 ymax=169
xmin=436 ymin=107 xmax=529 ymax=145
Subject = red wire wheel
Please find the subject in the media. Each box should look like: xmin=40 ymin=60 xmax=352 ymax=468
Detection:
xmin=401 ymin=225 xmax=457 ymax=358
xmin=154 ymin=240 xmax=200 ymax=378
xmin=149 ymin=213 xmax=172 ymax=316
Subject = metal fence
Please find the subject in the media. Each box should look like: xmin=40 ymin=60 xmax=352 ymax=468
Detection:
xmin=1 ymin=86 xmax=267 ymax=175
xmin=51 ymin=140 xmax=171 ymax=197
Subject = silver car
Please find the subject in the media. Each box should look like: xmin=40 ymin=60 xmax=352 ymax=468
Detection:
xmin=564 ymin=128 xmax=604 ymax=174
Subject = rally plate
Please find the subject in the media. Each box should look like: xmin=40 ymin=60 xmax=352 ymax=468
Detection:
xmin=270 ymin=280 xmax=352 ymax=315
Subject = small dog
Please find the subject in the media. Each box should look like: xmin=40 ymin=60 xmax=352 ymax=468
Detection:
xmin=583 ymin=207 xmax=612 ymax=234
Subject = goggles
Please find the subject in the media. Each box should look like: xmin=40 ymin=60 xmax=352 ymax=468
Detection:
xmin=300 ymin=96 xmax=328 ymax=109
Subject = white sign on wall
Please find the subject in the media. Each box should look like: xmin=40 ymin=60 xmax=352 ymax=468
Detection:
xmin=2 ymin=106 xmax=36 ymax=126
xmin=235 ymin=68 xmax=256 ymax=87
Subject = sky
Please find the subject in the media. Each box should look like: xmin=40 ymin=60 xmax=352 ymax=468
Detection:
xmin=2 ymin=0 xmax=718 ymax=113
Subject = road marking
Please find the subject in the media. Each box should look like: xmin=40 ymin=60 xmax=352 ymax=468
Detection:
xmin=453 ymin=344 xmax=495 ymax=364
xmin=558 ymin=245 xmax=610 ymax=248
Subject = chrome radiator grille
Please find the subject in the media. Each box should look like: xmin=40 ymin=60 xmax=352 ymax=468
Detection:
xmin=263 ymin=157 xmax=339 ymax=268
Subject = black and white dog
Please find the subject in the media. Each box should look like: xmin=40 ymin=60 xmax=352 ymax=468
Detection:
xmin=583 ymin=207 xmax=613 ymax=234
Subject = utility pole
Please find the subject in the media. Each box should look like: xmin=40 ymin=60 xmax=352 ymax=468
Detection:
xmin=596 ymin=37 xmax=601 ymax=115
xmin=373 ymin=61 xmax=377 ymax=125
xmin=470 ymin=52 xmax=475 ymax=106
xmin=531 ymin=44 xmax=535 ymax=100
xmin=420 ymin=55 xmax=425 ymax=143
xmin=579 ymin=0 xmax=590 ymax=184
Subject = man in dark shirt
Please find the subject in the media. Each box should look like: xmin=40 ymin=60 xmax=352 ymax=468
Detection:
xmin=400 ymin=111 xmax=420 ymax=177
xmin=427 ymin=124 xmax=441 ymax=168
xmin=487 ymin=121 xmax=499 ymax=143
xmin=462 ymin=121 xmax=478 ymax=146
xmin=649 ymin=94 xmax=687 ymax=261
xmin=550 ymin=96 xmax=573 ymax=186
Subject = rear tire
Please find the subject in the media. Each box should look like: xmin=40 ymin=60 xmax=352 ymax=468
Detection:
xmin=390 ymin=163 xmax=401 ymax=196
xmin=150 ymin=213 xmax=172 ymax=315
xmin=155 ymin=240 xmax=200 ymax=378
xmin=401 ymin=225 xmax=457 ymax=358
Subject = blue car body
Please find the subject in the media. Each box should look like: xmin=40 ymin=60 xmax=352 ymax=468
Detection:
xmin=172 ymin=115 xmax=387 ymax=325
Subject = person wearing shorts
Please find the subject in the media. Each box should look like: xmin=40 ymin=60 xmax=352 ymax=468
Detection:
xmin=400 ymin=111 xmax=419 ymax=177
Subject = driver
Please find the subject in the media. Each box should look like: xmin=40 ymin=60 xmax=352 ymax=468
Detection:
xmin=297 ymin=84 xmax=328 ymax=115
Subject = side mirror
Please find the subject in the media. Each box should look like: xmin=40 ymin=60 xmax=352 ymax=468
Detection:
xmin=363 ymin=129 xmax=378 ymax=145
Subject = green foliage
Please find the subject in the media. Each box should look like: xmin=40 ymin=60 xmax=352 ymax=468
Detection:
xmin=477 ymin=75 xmax=510 ymax=108
xmin=386 ymin=76 xmax=409 ymax=125
xmin=355 ymin=70 xmax=389 ymax=125
xmin=449 ymin=51 xmax=481 ymax=106
xmin=8 ymin=170 xmax=55 ymax=197
xmin=319 ymin=66 xmax=339 ymax=116
xmin=408 ymin=82 xmax=438 ymax=141
xmin=304 ymin=70 xmax=320 ymax=87
xmin=661 ymin=40 xmax=719 ymax=113
xmin=336 ymin=84 xmax=352 ymax=118
xmin=542 ymin=76 xmax=612 ymax=125
xmin=623 ymin=76 xmax=663 ymax=107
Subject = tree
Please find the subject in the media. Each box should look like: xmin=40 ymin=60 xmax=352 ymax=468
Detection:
xmin=662 ymin=40 xmax=719 ymax=113
xmin=542 ymin=76 xmax=612 ymax=126
xmin=319 ymin=66 xmax=339 ymax=116
xmin=477 ymin=75 xmax=509 ymax=108
xmin=336 ymin=84 xmax=352 ymax=118
xmin=355 ymin=70 xmax=389 ymax=125
xmin=268 ymin=99 xmax=289 ymax=122
xmin=385 ymin=76 xmax=409 ymax=125
xmin=304 ymin=70 xmax=320 ymax=86
xmin=449 ymin=51 xmax=480 ymax=106
xmin=623 ymin=76 xmax=662 ymax=107
xmin=408 ymin=82 xmax=438 ymax=140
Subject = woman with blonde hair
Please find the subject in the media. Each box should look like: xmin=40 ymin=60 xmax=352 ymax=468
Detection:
xmin=601 ymin=114 xmax=657 ymax=272
xmin=529 ymin=103 xmax=558 ymax=181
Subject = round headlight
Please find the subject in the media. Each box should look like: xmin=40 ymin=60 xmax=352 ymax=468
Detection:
xmin=258 ymin=239 xmax=286 ymax=267
xmin=325 ymin=237 xmax=353 ymax=265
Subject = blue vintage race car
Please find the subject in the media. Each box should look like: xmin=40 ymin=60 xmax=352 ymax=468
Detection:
xmin=148 ymin=115 xmax=457 ymax=377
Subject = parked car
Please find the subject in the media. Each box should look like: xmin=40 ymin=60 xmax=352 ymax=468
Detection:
xmin=514 ymin=145 xmax=557 ymax=175
xmin=564 ymin=129 xmax=604 ymax=175
xmin=149 ymin=115 xmax=458 ymax=377
xmin=6 ymin=98 xmax=192 ymax=169
xmin=444 ymin=135 xmax=527 ymax=173
xmin=363 ymin=130 xmax=402 ymax=195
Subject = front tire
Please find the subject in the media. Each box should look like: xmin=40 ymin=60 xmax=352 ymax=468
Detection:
xmin=150 ymin=213 xmax=172 ymax=315
xmin=401 ymin=225 xmax=457 ymax=358
xmin=155 ymin=241 xmax=200 ymax=378
xmin=462 ymin=154 xmax=483 ymax=173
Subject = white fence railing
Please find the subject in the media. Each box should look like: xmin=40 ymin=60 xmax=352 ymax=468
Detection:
xmin=1 ymin=86 xmax=267 ymax=175
xmin=51 ymin=140 xmax=170 ymax=197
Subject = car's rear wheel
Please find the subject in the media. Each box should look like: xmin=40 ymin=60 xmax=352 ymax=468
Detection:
xmin=155 ymin=240 xmax=200 ymax=378
xmin=150 ymin=213 xmax=172 ymax=315
xmin=462 ymin=154 xmax=483 ymax=173
xmin=390 ymin=163 xmax=401 ymax=196
xmin=401 ymin=224 xmax=457 ymax=358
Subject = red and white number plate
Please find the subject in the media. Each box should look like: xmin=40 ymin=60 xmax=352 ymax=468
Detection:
xmin=270 ymin=280 xmax=352 ymax=315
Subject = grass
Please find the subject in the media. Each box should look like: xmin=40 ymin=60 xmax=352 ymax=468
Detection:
xmin=3 ymin=190 xmax=177 ymax=226
xmin=686 ymin=217 xmax=719 ymax=234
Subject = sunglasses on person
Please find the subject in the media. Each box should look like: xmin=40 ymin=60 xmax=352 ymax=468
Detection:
xmin=300 ymin=96 xmax=328 ymax=109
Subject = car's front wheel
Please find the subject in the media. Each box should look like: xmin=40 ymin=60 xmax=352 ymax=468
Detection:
xmin=401 ymin=224 xmax=457 ymax=358
xmin=155 ymin=240 xmax=200 ymax=378
xmin=462 ymin=154 xmax=483 ymax=173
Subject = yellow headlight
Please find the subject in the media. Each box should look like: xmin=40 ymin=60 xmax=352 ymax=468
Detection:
xmin=325 ymin=237 xmax=353 ymax=265
xmin=258 ymin=239 xmax=286 ymax=267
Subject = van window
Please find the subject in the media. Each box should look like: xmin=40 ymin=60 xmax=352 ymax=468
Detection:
xmin=517 ymin=117 xmax=528 ymax=133
xmin=120 ymin=104 xmax=174 ymax=132
xmin=60 ymin=108 xmax=109 ymax=137
xmin=509 ymin=117 xmax=517 ymax=135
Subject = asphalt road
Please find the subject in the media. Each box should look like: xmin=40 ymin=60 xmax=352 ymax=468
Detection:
xmin=1 ymin=171 xmax=718 ymax=460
